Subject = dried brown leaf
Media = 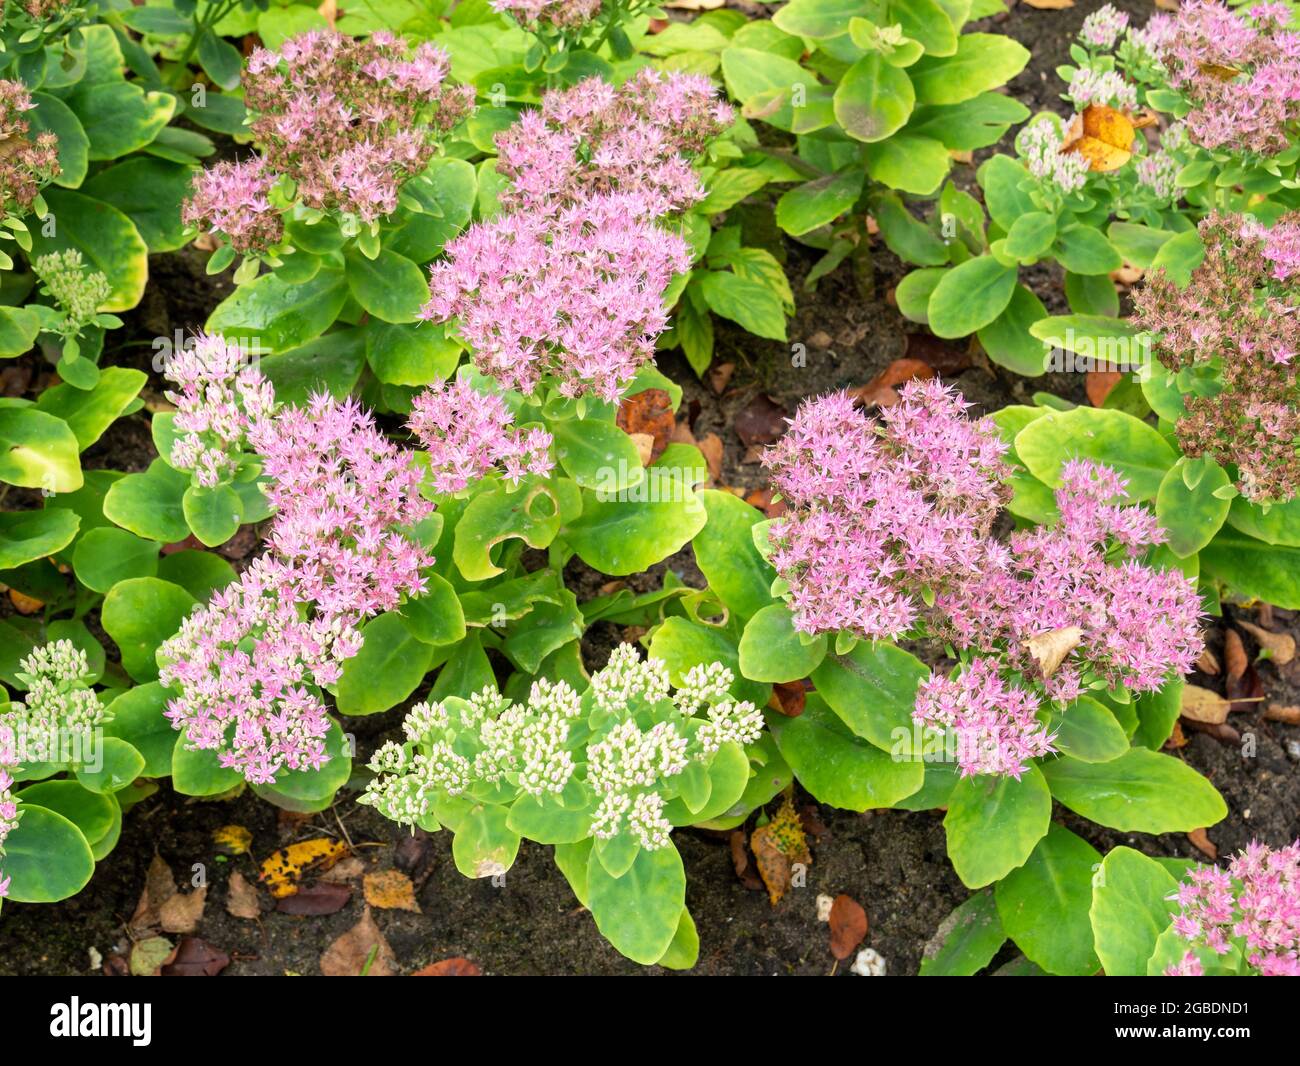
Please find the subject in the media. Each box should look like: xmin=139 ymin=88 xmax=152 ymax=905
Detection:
xmin=1086 ymin=369 xmax=1122 ymax=407
xmin=130 ymin=853 xmax=177 ymax=935
xmin=1180 ymin=683 xmax=1231 ymax=724
xmin=734 ymin=394 xmax=789 ymax=448
xmin=161 ymin=937 xmax=230 ymax=977
xmin=707 ymin=362 xmax=735 ymax=394
xmin=617 ymin=388 xmax=674 ymax=463
xmin=829 ymin=894 xmax=869 ymax=960
xmin=1224 ymin=628 xmax=1248 ymax=682
xmin=1187 ymin=828 xmax=1217 ymax=860
xmin=276 ymin=882 xmax=353 ymax=915
xmin=1024 ymin=625 xmax=1083 ymax=679
xmin=1236 ymin=620 xmax=1296 ymax=665
xmin=226 ymin=872 xmax=261 ymax=920
xmin=159 ymin=886 xmax=207 ymax=934
xmin=412 ymin=957 xmax=482 ymax=976
xmin=320 ymin=907 xmax=397 ymax=977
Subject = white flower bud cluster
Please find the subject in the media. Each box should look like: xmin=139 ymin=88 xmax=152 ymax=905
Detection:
xmin=671 ymin=661 xmax=762 ymax=757
xmin=674 ymin=661 xmax=733 ymax=714
xmin=589 ymin=643 xmax=670 ymax=712
xmin=471 ymin=679 xmax=581 ymax=796
xmin=19 ymin=640 xmax=94 ymax=687
xmin=628 ymin=791 xmax=672 ymax=850
xmin=696 ymin=698 xmax=763 ymax=757
xmin=3 ymin=640 xmax=106 ymax=763
xmin=359 ymin=739 xmax=469 ymax=827
xmin=358 ymin=773 xmax=434 ymax=826
xmin=465 ymin=687 xmax=511 ymax=729
xmin=587 ymin=719 xmax=688 ymax=848
xmin=403 ymin=700 xmax=449 ymax=742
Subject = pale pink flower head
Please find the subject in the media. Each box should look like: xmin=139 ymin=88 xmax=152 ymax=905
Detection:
xmin=164 ymin=333 xmax=276 ymax=488
xmin=248 ymin=392 xmax=435 ymax=627
xmin=0 ymin=78 xmax=59 ymax=217
xmin=0 ymin=753 xmax=18 ymax=900
xmin=421 ymin=191 xmax=690 ymax=402
xmin=182 ymin=158 xmax=284 ymax=253
xmin=161 ymin=391 xmax=437 ymax=784
xmin=762 ymin=379 xmax=1011 ymax=640
xmin=495 ymin=67 xmax=733 ymax=216
xmin=913 ymin=657 xmax=1056 ymax=779
xmin=1133 ymin=212 xmax=1300 ymax=502
xmin=1167 ymin=839 xmax=1300 ymax=976
xmin=1158 ymin=1 xmax=1300 ymax=156
xmin=408 ymin=377 xmax=554 ymax=494
xmin=1080 ymin=4 xmax=1130 ymax=49
xmin=958 ymin=459 xmax=1204 ymax=699
xmin=158 ymin=557 xmax=343 ymax=785
xmin=492 ymin=0 xmax=602 ymax=30
xmin=236 ymin=31 xmax=475 ymax=224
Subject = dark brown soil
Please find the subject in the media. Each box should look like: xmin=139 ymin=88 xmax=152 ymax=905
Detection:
xmin=0 ymin=0 xmax=1295 ymax=977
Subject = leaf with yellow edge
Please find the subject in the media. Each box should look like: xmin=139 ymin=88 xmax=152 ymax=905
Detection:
xmin=213 ymin=824 xmax=252 ymax=855
xmin=1062 ymin=105 xmax=1135 ymax=172
xmin=259 ymin=838 xmax=348 ymax=898
xmin=750 ymin=791 xmax=811 ymax=906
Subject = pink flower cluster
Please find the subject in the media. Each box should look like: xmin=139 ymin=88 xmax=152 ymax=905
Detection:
xmin=1133 ymin=212 xmax=1300 ymax=502
xmin=423 ymin=69 xmax=729 ymax=402
xmin=1157 ymin=1 xmax=1300 ymax=156
xmin=421 ymin=192 xmax=690 ymax=402
xmin=181 ymin=159 xmax=283 ymax=254
xmin=946 ymin=460 xmax=1204 ymax=701
xmin=248 ymin=393 xmax=434 ymax=627
xmin=186 ymin=30 xmax=475 ymax=248
xmin=762 ymin=380 xmax=1011 ymax=639
xmin=159 ymin=557 xmax=345 ymax=784
xmin=495 ymin=68 xmax=734 ymax=216
xmin=160 ymin=393 xmax=434 ymax=783
xmin=407 ymin=377 xmax=554 ymax=494
xmin=765 ymin=383 xmax=1204 ymax=775
xmin=164 ymin=334 xmax=276 ymax=488
xmin=1166 ymin=839 xmax=1300 ymax=976
xmin=914 ymin=658 xmax=1055 ymax=779
xmin=0 ymin=78 xmax=59 ymax=217
xmin=491 ymin=0 xmax=602 ymax=30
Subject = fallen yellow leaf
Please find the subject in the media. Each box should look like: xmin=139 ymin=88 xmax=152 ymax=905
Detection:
xmin=213 ymin=824 xmax=253 ymax=855
xmin=364 ymin=870 xmax=421 ymax=913
xmin=259 ymin=838 xmax=349 ymax=899
xmin=1063 ymin=104 xmax=1135 ymax=172
xmin=751 ymin=792 xmax=811 ymax=907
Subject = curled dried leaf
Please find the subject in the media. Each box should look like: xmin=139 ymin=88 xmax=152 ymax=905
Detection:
xmin=1024 ymin=625 xmax=1083 ymax=679
xmin=1236 ymin=620 xmax=1296 ymax=665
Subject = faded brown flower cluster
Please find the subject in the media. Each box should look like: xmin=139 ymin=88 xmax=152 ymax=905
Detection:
xmin=1133 ymin=212 xmax=1300 ymax=504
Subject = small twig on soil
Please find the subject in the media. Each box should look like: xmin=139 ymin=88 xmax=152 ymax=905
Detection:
xmin=332 ymin=805 xmax=356 ymax=854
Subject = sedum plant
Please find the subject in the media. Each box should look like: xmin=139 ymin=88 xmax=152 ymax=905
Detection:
xmin=716 ymin=0 xmax=1029 ymax=295
xmin=679 ymin=379 xmax=1229 ymax=975
xmin=916 ymin=835 xmax=1300 ymax=977
xmin=361 ymin=645 xmax=763 ymax=966
xmin=0 ymin=639 xmax=157 ymax=910
xmin=1019 ymin=212 xmax=1300 ymax=612
xmin=898 ymin=2 xmax=1300 ymax=372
